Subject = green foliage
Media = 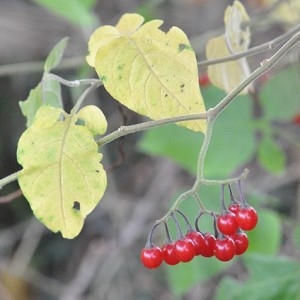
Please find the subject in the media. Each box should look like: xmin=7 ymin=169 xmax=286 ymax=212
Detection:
xmin=293 ymin=224 xmax=300 ymax=251
xmin=19 ymin=38 xmax=68 ymax=127
xmin=44 ymin=37 xmax=69 ymax=73
xmin=257 ymin=134 xmax=285 ymax=173
xmin=260 ymin=67 xmax=300 ymax=121
xmin=17 ymin=106 xmax=107 ymax=239
xmin=33 ymin=0 xmax=97 ymax=28
xmin=215 ymin=254 xmax=300 ymax=300
xmin=246 ymin=209 xmax=281 ymax=254
xmin=139 ymin=86 xmax=256 ymax=178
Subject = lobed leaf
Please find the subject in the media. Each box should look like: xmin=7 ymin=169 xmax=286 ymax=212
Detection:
xmin=87 ymin=13 xmax=206 ymax=132
xmin=17 ymin=106 xmax=107 ymax=238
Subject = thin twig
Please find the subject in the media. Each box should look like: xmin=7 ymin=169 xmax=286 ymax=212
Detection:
xmin=0 ymin=189 xmax=22 ymax=204
xmin=198 ymin=23 xmax=300 ymax=67
xmin=0 ymin=56 xmax=85 ymax=77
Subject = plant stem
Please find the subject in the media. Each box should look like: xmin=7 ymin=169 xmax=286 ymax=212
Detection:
xmin=156 ymin=29 xmax=300 ymax=218
xmin=44 ymin=73 xmax=101 ymax=88
xmin=211 ymin=30 xmax=300 ymax=118
xmin=198 ymin=23 xmax=300 ymax=67
xmin=0 ymin=171 xmax=20 ymax=189
xmin=71 ymin=81 xmax=102 ymax=114
xmin=194 ymin=112 xmax=214 ymax=182
xmin=97 ymin=113 xmax=207 ymax=147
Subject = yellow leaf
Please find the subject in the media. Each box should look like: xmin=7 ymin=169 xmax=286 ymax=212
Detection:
xmin=206 ymin=1 xmax=251 ymax=94
xmin=17 ymin=106 xmax=107 ymax=239
xmin=87 ymin=13 xmax=206 ymax=132
xmin=224 ymin=0 xmax=250 ymax=53
xmin=76 ymin=105 xmax=107 ymax=136
xmin=206 ymin=36 xmax=251 ymax=94
xmin=261 ymin=0 xmax=300 ymax=24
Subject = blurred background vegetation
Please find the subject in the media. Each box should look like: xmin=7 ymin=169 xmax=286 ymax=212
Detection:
xmin=0 ymin=0 xmax=300 ymax=299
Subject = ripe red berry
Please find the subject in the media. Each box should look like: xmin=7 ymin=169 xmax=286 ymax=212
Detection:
xmin=162 ymin=242 xmax=180 ymax=265
xmin=228 ymin=203 xmax=240 ymax=215
xmin=185 ymin=231 xmax=206 ymax=256
xmin=198 ymin=73 xmax=210 ymax=87
xmin=201 ymin=233 xmax=216 ymax=257
xmin=236 ymin=206 xmax=258 ymax=231
xmin=293 ymin=113 xmax=300 ymax=125
xmin=175 ymin=237 xmax=195 ymax=262
xmin=140 ymin=245 xmax=163 ymax=269
xmin=231 ymin=232 xmax=249 ymax=255
xmin=214 ymin=237 xmax=236 ymax=262
xmin=217 ymin=213 xmax=238 ymax=235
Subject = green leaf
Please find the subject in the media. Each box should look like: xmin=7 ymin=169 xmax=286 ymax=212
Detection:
xmin=33 ymin=0 xmax=97 ymax=28
xmin=138 ymin=86 xmax=256 ymax=178
xmin=260 ymin=66 xmax=300 ymax=121
xmin=17 ymin=106 xmax=107 ymax=239
xmin=19 ymin=38 xmax=68 ymax=127
xmin=257 ymin=135 xmax=286 ymax=173
xmin=44 ymin=37 xmax=69 ymax=73
xmin=19 ymin=78 xmax=63 ymax=127
xmin=166 ymin=258 xmax=226 ymax=297
xmin=138 ymin=124 xmax=202 ymax=174
xmin=215 ymin=254 xmax=300 ymax=300
xmin=246 ymin=209 xmax=281 ymax=255
xmin=19 ymin=83 xmax=43 ymax=127
xmin=293 ymin=224 xmax=300 ymax=251
xmin=41 ymin=77 xmax=63 ymax=108
xmin=87 ymin=13 xmax=206 ymax=132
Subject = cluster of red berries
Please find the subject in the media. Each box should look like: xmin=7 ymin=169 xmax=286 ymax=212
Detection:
xmin=140 ymin=182 xmax=258 ymax=269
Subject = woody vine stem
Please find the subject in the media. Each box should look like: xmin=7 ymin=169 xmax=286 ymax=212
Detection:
xmin=0 ymin=29 xmax=300 ymax=211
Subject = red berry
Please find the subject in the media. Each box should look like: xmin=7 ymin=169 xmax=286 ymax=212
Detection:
xmin=198 ymin=73 xmax=210 ymax=87
xmin=162 ymin=242 xmax=180 ymax=265
xmin=231 ymin=232 xmax=249 ymax=255
xmin=140 ymin=245 xmax=163 ymax=269
xmin=185 ymin=231 xmax=206 ymax=256
xmin=201 ymin=233 xmax=216 ymax=257
xmin=292 ymin=113 xmax=300 ymax=125
xmin=228 ymin=203 xmax=240 ymax=215
xmin=214 ymin=237 xmax=236 ymax=262
xmin=217 ymin=213 xmax=238 ymax=235
xmin=236 ymin=206 xmax=258 ymax=231
xmin=175 ymin=237 xmax=195 ymax=262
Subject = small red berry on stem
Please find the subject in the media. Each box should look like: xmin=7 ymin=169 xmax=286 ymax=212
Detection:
xmin=236 ymin=206 xmax=258 ymax=231
xmin=201 ymin=233 xmax=216 ymax=257
xmin=214 ymin=236 xmax=236 ymax=262
xmin=231 ymin=231 xmax=249 ymax=255
xmin=140 ymin=245 xmax=163 ymax=269
xmin=228 ymin=203 xmax=240 ymax=215
xmin=186 ymin=230 xmax=206 ymax=256
xmin=217 ymin=213 xmax=238 ymax=235
xmin=162 ymin=241 xmax=180 ymax=265
xmin=175 ymin=237 xmax=196 ymax=262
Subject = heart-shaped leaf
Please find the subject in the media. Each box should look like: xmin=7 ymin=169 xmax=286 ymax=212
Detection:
xmin=17 ymin=105 xmax=107 ymax=239
xmin=87 ymin=13 xmax=206 ymax=132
